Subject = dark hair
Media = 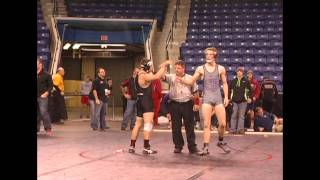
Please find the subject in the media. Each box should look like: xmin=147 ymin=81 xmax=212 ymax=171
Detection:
xmin=175 ymin=60 xmax=185 ymax=67
xmin=140 ymin=58 xmax=152 ymax=71
xmin=97 ymin=67 xmax=105 ymax=74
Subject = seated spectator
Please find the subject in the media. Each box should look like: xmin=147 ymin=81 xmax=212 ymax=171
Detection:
xmin=253 ymin=107 xmax=275 ymax=132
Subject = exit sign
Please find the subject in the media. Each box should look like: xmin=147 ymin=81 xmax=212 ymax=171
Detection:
xmin=100 ymin=35 xmax=108 ymax=41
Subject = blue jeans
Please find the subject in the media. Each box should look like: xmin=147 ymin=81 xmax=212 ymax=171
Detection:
xmin=89 ymin=100 xmax=108 ymax=129
xmin=230 ymin=102 xmax=247 ymax=132
xmin=37 ymin=97 xmax=52 ymax=131
xmin=121 ymin=99 xmax=136 ymax=129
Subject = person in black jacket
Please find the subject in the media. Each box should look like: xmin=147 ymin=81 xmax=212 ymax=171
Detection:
xmin=37 ymin=58 xmax=53 ymax=135
xmin=229 ymin=67 xmax=252 ymax=134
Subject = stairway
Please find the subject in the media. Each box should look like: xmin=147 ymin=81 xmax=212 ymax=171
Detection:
xmin=40 ymin=0 xmax=68 ymax=29
xmin=151 ymin=0 xmax=191 ymax=74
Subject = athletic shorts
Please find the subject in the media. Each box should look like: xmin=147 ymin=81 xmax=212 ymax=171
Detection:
xmin=81 ymin=95 xmax=89 ymax=105
xmin=136 ymin=95 xmax=154 ymax=118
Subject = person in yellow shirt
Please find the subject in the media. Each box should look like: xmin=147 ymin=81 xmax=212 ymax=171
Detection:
xmin=51 ymin=67 xmax=68 ymax=124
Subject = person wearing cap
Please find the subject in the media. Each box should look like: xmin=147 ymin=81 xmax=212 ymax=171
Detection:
xmin=246 ymin=70 xmax=260 ymax=128
xmin=176 ymin=47 xmax=231 ymax=155
xmin=229 ymin=67 xmax=252 ymax=134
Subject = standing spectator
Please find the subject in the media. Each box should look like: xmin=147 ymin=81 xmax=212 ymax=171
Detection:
xmin=51 ymin=67 xmax=68 ymax=124
xmin=80 ymin=75 xmax=92 ymax=119
xmin=121 ymin=68 xmax=139 ymax=131
xmin=229 ymin=67 xmax=252 ymax=134
xmin=246 ymin=70 xmax=260 ymax=128
xmin=88 ymin=67 xmax=109 ymax=131
xmin=37 ymin=58 xmax=53 ymax=135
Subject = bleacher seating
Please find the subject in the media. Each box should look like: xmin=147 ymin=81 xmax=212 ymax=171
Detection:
xmin=181 ymin=0 xmax=283 ymax=91
xmin=65 ymin=0 xmax=168 ymax=29
xmin=37 ymin=3 xmax=51 ymax=70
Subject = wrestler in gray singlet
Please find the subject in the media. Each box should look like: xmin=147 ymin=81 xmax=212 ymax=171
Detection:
xmin=202 ymin=65 xmax=223 ymax=106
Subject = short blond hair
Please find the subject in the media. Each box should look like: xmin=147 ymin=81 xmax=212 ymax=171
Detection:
xmin=204 ymin=47 xmax=218 ymax=58
xmin=204 ymin=47 xmax=218 ymax=54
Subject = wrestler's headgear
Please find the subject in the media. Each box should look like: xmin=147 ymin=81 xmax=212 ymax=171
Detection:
xmin=140 ymin=58 xmax=153 ymax=72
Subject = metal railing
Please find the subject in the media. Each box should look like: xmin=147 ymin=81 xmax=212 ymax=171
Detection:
xmin=165 ymin=0 xmax=180 ymax=59
xmin=49 ymin=17 xmax=62 ymax=75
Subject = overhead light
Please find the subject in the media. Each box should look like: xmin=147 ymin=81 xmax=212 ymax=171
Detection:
xmin=72 ymin=44 xmax=81 ymax=49
xmin=81 ymin=48 xmax=126 ymax=52
xmin=107 ymin=49 xmax=126 ymax=52
xmin=63 ymin=43 xmax=71 ymax=50
xmin=72 ymin=43 xmax=126 ymax=48
xmin=106 ymin=44 xmax=126 ymax=47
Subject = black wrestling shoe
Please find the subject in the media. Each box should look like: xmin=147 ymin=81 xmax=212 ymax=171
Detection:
xmin=217 ymin=141 xmax=231 ymax=153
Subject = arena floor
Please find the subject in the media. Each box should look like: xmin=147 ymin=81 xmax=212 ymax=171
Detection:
xmin=37 ymin=120 xmax=282 ymax=180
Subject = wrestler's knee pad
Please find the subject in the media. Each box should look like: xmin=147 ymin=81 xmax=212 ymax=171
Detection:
xmin=144 ymin=123 xmax=153 ymax=132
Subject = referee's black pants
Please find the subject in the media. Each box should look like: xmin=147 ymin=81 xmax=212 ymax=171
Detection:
xmin=169 ymin=100 xmax=197 ymax=151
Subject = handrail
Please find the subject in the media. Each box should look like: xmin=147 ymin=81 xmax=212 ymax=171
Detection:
xmin=49 ymin=17 xmax=61 ymax=74
xmin=165 ymin=0 xmax=180 ymax=59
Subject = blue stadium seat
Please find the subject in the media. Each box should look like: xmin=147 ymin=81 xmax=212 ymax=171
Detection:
xmin=230 ymin=57 xmax=243 ymax=65
xmin=233 ymin=34 xmax=245 ymax=40
xmin=268 ymin=49 xmax=282 ymax=56
xmin=186 ymin=65 xmax=197 ymax=72
xmin=255 ymin=56 xmax=267 ymax=65
xmin=269 ymin=33 xmax=282 ymax=40
xmin=270 ymin=75 xmax=282 ymax=83
xmin=230 ymin=48 xmax=242 ymax=55
xmin=245 ymin=34 xmax=257 ymax=40
xmin=210 ymin=34 xmax=221 ymax=41
xmin=242 ymin=49 xmax=254 ymax=55
xmin=226 ymin=66 xmax=237 ymax=73
xmin=254 ymin=49 xmax=267 ymax=56
xmin=232 ymin=27 xmax=244 ymax=33
xmin=225 ymin=41 xmax=236 ymax=48
xmin=220 ymin=27 xmax=232 ymax=33
xmin=266 ymin=56 xmax=279 ymax=64
xmin=270 ymin=41 xmax=282 ymax=48
xmin=257 ymin=33 xmax=269 ymax=40
xmin=222 ymin=33 xmax=233 ymax=41
xmin=243 ymin=56 xmax=255 ymax=65
xmin=185 ymin=57 xmax=196 ymax=65
xmin=219 ymin=57 xmax=231 ymax=65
